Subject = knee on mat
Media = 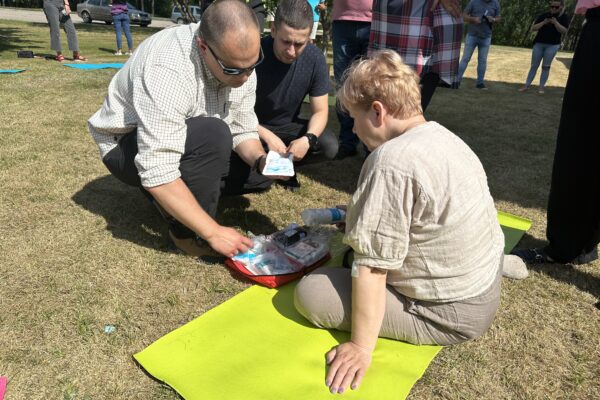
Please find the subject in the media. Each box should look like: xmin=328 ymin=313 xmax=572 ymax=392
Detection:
xmin=294 ymin=274 xmax=328 ymax=327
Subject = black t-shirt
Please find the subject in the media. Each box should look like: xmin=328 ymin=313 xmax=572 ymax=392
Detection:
xmin=533 ymin=12 xmax=570 ymax=45
xmin=254 ymin=36 xmax=330 ymax=128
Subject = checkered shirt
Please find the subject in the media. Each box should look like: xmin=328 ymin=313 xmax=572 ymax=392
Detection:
xmin=369 ymin=0 xmax=463 ymax=87
xmin=88 ymin=23 xmax=259 ymax=188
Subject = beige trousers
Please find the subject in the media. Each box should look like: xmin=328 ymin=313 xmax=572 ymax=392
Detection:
xmin=294 ymin=265 xmax=501 ymax=346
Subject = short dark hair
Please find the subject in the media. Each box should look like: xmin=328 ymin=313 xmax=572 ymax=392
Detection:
xmin=274 ymin=0 xmax=314 ymax=31
xmin=199 ymin=0 xmax=259 ymax=48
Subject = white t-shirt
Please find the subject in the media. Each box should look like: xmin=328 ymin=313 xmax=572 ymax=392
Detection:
xmin=344 ymin=121 xmax=504 ymax=302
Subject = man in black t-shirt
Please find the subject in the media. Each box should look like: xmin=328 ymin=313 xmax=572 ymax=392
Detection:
xmin=254 ymin=0 xmax=338 ymax=190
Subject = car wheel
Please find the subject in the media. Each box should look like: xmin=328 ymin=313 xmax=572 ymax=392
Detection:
xmin=81 ymin=11 xmax=92 ymax=23
xmin=105 ymin=21 xmax=112 ymax=25
xmin=177 ymin=18 xmax=184 ymax=24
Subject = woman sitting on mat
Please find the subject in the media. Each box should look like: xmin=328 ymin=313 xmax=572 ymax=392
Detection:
xmin=294 ymin=49 xmax=515 ymax=394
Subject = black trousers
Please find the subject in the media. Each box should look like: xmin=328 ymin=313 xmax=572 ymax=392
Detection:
xmin=545 ymin=8 xmax=600 ymax=262
xmin=222 ymin=119 xmax=339 ymax=195
xmin=103 ymin=116 xmax=248 ymax=239
xmin=420 ymin=72 xmax=439 ymax=112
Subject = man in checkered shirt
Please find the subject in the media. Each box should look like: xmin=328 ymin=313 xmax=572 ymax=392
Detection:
xmin=88 ymin=0 xmax=278 ymax=258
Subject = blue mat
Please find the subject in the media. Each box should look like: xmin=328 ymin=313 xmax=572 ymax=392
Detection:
xmin=0 ymin=69 xmax=25 ymax=74
xmin=63 ymin=63 xmax=124 ymax=70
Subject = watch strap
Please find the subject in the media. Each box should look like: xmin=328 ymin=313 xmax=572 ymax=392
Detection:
xmin=304 ymin=133 xmax=318 ymax=151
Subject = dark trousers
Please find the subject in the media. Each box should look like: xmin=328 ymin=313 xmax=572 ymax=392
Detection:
xmin=332 ymin=20 xmax=371 ymax=152
xmin=222 ymin=119 xmax=339 ymax=195
xmin=102 ymin=116 xmax=235 ymax=239
xmin=420 ymin=72 xmax=439 ymax=111
xmin=266 ymin=119 xmax=339 ymax=162
xmin=545 ymin=8 xmax=600 ymax=262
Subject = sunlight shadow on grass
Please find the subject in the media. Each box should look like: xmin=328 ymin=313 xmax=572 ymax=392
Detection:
xmin=71 ymin=174 xmax=171 ymax=252
xmin=512 ymin=233 xmax=600 ymax=301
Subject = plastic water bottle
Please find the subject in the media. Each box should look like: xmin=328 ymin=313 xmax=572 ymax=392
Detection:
xmin=301 ymin=208 xmax=346 ymax=226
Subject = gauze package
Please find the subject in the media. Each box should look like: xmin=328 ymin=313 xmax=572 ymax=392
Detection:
xmin=262 ymin=151 xmax=295 ymax=176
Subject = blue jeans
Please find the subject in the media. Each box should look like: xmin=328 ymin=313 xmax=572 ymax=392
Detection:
xmin=332 ymin=20 xmax=371 ymax=152
xmin=113 ymin=12 xmax=132 ymax=50
xmin=524 ymin=43 xmax=560 ymax=88
xmin=458 ymin=34 xmax=492 ymax=85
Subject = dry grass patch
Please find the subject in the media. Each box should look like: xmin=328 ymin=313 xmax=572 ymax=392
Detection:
xmin=0 ymin=20 xmax=598 ymax=399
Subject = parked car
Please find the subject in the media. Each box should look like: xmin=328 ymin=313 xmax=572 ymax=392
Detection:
xmin=170 ymin=5 xmax=201 ymax=24
xmin=77 ymin=0 xmax=152 ymax=27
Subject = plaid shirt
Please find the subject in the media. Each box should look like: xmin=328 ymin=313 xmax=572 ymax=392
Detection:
xmin=88 ymin=23 xmax=259 ymax=188
xmin=369 ymin=0 xmax=463 ymax=87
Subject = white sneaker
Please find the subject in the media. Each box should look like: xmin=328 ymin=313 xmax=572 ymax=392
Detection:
xmin=114 ymin=50 xmax=123 ymax=56
xmin=502 ymin=255 xmax=529 ymax=280
xmin=126 ymin=49 xmax=133 ymax=56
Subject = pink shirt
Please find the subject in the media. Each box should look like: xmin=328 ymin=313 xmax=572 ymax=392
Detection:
xmin=576 ymin=0 xmax=600 ymax=14
xmin=332 ymin=0 xmax=373 ymax=22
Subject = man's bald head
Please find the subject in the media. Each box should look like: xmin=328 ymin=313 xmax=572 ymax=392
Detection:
xmin=199 ymin=0 xmax=260 ymax=50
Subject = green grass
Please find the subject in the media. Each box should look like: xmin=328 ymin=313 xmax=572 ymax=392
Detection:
xmin=1 ymin=19 xmax=599 ymax=400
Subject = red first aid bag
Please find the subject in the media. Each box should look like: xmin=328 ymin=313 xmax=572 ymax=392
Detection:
xmin=225 ymin=254 xmax=330 ymax=288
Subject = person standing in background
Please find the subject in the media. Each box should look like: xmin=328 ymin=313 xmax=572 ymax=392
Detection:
xmin=307 ymin=0 xmax=322 ymax=42
xmin=369 ymin=0 xmax=463 ymax=110
xmin=519 ymin=0 xmax=569 ymax=94
xmin=42 ymin=0 xmax=87 ymax=62
xmin=512 ymin=0 xmax=600 ymax=266
xmin=111 ymin=0 xmax=134 ymax=56
xmin=457 ymin=0 xmax=501 ymax=89
xmin=250 ymin=0 xmax=267 ymax=33
xmin=325 ymin=0 xmax=372 ymax=160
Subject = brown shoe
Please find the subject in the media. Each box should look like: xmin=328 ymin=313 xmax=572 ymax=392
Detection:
xmin=168 ymin=231 xmax=219 ymax=258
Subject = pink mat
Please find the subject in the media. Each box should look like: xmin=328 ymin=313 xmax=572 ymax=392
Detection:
xmin=0 ymin=376 xmax=7 ymax=400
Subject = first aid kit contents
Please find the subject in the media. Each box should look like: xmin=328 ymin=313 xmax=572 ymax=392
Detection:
xmin=262 ymin=151 xmax=295 ymax=176
xmin=232 ymin=225 xmax=329 ymax=276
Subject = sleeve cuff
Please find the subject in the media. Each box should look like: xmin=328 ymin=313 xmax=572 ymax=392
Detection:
xmin=352 ymin=253 xmax=404 ymax=270
xmin=140 ymin=169 xmax=181 ymax=188
xmin=232 ymin=131 xmax=260 ymax=149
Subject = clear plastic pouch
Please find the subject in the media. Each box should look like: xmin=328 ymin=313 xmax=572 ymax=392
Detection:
xmin=231 ymin=226 xmax=330 ymax=276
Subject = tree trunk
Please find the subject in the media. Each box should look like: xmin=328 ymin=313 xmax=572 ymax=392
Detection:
xmin=317 ymin=3 xmax=331 ymax=57
xmin=175 ymin=0 xmax=196 ymax=23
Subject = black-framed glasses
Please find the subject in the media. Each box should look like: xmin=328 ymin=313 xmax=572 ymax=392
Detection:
xmin=550 ymin=5 xmax=560 ymax=9
xmin=204 ymin=42 xmax=264 ymax=76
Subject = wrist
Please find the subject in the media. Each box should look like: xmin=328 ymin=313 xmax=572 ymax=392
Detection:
xmin=252 ymin=154 xmax=266 ymax=175
xmin=350 ymin=340 xmax=374 ymax=354
xmin=304 ymin=132 xmax=318 ymax=151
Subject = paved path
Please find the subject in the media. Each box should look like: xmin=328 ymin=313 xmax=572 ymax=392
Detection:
xmin=0 ymin=6 xmax=173 ymax=28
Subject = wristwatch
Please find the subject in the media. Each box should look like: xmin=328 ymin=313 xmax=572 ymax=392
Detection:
xmin=304 ymin=133 xmax=318 ymax=151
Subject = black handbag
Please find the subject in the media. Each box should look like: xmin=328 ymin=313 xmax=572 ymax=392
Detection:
xmin=17 ymin=50 xmax=34 ymax=58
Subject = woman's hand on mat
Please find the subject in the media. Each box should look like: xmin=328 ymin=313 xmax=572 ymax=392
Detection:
xmin=206 ymin=225 xmax=253 ymax=257
xmin=325 ymin=341 xmax=373 ymax=394
xmin=431 ymin=0 xmax=461 ymax=18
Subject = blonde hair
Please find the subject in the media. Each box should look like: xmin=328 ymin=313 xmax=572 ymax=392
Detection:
xmin=338 ymin=50 xmax=423 ymax=119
